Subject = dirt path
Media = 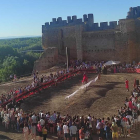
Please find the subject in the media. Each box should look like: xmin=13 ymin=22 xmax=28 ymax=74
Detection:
xmin=20 ymin=73 xmax=138 ymax=117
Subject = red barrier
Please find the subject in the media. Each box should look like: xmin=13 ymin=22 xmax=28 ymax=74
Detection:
xmin=126 ymin=68 xmax=136 ymax=73
xmin=1 ymin=68 xmax=97 ymax=107
xmin=136 ymin=68 xmax=140 ymax=73
xmin=2 ymin=67 xmax=138 ymax=107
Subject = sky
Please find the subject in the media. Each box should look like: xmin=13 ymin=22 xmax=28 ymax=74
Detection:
xmin=0 ymin=0 xmax=139 ymax=38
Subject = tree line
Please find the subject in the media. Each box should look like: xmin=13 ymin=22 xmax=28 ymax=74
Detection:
xmin=0 ymin=37 xmax=42 ymax=82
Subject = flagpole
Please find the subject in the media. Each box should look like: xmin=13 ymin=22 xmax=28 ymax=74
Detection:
xmin=66 ymin=47 xmax=68 ymax=71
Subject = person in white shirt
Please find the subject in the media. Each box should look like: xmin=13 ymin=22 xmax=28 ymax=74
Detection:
xmin=39 ymin=111 xmax=44 ymax=118
xmin=40 ymin=118 xmax=45 ymax=127
xmin=18 ymin=112 xmax=22 ymax=117
xmin=63 ymin=123 xmax=69 ymax=140
xmin=31 ymin=113 xmax=37 ymax=124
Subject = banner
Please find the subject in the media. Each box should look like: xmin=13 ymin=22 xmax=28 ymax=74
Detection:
xmin=65 ymin=75 xmax=98 ymax=99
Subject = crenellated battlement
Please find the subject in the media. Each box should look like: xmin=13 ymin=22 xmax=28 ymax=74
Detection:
xmin=42 ymin=13 xmax=118 ymax=33
xmin=46 ymin=15 xmax=84 ymax=27
xmin=89 ymin=21 xmax=118 ymax=31
xmin=42 ymin=6 xmax=140 ymax=34
xmin=127 ymin=6 xmax=140 ymax=19
xmin=37 ymin=5 xmax=140 ymax=72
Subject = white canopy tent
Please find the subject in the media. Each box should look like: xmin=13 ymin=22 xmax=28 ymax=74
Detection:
xmin=104 ymin=60 xmax=120 ymax=66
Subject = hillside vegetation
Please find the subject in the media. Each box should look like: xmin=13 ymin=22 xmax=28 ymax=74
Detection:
xmin=0 ymin=37 xmax=42 ymax=82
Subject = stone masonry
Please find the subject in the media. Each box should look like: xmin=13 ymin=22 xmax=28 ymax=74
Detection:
xmin=34 ymin=6 xmax=140 ymax=71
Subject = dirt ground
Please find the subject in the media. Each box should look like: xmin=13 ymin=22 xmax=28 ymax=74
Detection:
xmin=20 ymin=73 xmax=139 ymax=118
xmin=0 ymin=72 xmax=140 ymax=139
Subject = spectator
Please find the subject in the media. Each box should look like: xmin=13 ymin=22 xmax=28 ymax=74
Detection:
xmin=70 ymin=122 xmax=77 ymax=140
xmin=23 ymin=123 xmax=29 ymax=140
xmin=57 ymin=123 xmax=62 ymax=140
xmin=111 ymin=121 xmax=118 ymax=140
xmin=31 ymin=113 xmax=37 ymax=125
xmin=105 ymin=123 xmax=111 ymax=140
xmin=37 ymin=121 xmax=42 ymax=140
xmin=31 ymin=123 xmax=36 ymax=140
xmin=121 ymin=118 xmax=127 ymax=138
xmin=42 ymin=126 xmax=47 ymax=140
xmin=40 ymin=117 xmax=45 ymax=127
xmin=63 ymin=122 xmax=69 ymax=140
xmin=79 ymin=126 xmax=84 ymax=140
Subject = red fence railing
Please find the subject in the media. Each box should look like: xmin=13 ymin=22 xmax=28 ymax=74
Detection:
xmin=1 ymin=68 xmax=97 ymax=107
xmin=2 ymin=67 xmax=139 ymax=107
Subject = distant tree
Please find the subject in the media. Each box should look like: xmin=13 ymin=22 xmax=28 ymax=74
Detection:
xmin=23 ymin=59 xmax=29 ymax=65
xmin=0 ymin=37 xmax=42 ymax=82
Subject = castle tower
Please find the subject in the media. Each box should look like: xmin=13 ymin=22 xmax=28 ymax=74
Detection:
xmin=83 ymin=14 xmax=88 ymax=22
xmin=119 ymin=18 xmax=139 ymax=63
xmin=87 ymin=14 xmax=94 ymax=30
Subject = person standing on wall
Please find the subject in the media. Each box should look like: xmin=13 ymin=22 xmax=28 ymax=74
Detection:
xmin=125 ymin=79 xmax=129 ymax=92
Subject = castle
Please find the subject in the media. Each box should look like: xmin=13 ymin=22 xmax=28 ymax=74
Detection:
xmin=34 ymin=6 xmax=140 ymax=71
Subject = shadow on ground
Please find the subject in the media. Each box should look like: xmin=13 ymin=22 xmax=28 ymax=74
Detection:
xmin=20 ymin=74 xmax=125 ymax=113
xmin=0 ymin=135 xmax=12 ymax=140
xmin=82 ymin=81 xmax=124 ymax=108
xmin=20 ymin=74 xmax=96 ymax=112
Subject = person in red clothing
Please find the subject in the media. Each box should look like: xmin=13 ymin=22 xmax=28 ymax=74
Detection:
xmin=129 ymin=99 xmax=133 ymax=110
xmin=79 ymin=126 xmax=85 ymax=140
xmin=37 ymin=121 xmax=42 ymax=140
xmin=125 ymin=79 xmax=129 ymax=91
xmin=82 ymin=72 xmax=88 ymax=84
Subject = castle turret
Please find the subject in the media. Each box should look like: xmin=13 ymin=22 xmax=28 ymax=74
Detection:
xmin=42 ymin=25 xmax=45 ymax=33
xmin=67 ymin=16 xmax=72 ymax=23
xmin=83 ymin=14 xmax=88 ymax=22
xmin=52 ymin=18 xmax=57 ymax=24
xmin=72 ymin=15 xmax=77 ymax=23
xmin=127 ymin=6 xmax=140 ymax=19
xmin=87 ymin=14 xmax=94 ymax=29
xmin=57 ymin=17 xmax=62 ymax=24
xmin=45 ymin=22 xmax=49 ymax=27
xmin=136 ymin=6 xmax=140 ymax=17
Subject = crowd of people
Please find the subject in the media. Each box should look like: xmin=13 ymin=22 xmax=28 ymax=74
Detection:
xmin=0 ymin=60 xmax=137 ymax=105
xmin=0 ymin=60 xmax=140 ymax=140
xmin=0 ymin=60 xmax=105 ymax=106
xmin=0 ymin=83 xmax=140 ymax=140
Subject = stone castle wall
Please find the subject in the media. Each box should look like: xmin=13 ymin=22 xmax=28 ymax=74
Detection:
xmin=34 ymin=47 xmax=58 ymax=71
xmin=34 ymin=6 xmax=140 ymax=71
